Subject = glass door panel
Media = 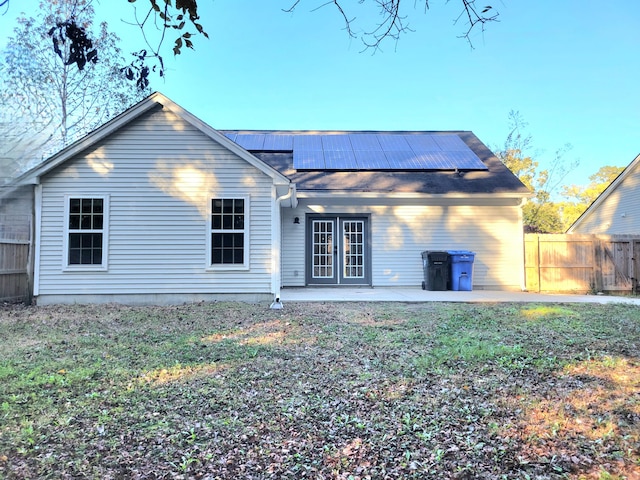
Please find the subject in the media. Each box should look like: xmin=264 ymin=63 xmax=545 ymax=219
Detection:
xmin=342 ymin=219 xmax=365 ymax=281
xmin=311 ymin=219 xmax=336 ymax=283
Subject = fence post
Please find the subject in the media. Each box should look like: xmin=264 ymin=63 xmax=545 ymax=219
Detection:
xmin=593 ymin=237 xmax=604 ymax=293
xmin=535 ymin=234 xmax=541 ymax=292
xmin=524 ymin=234 xmax=541 ymax=293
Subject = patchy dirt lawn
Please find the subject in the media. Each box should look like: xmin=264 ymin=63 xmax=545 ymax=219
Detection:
xmin=0 ymin=301 xmax=639 ymax=479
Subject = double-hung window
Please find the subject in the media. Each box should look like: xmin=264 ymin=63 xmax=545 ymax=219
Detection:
xmin=64 ymin=196 xmax=108 ymax=270
xmin=209 ymin=198 xmax=248 ymax=268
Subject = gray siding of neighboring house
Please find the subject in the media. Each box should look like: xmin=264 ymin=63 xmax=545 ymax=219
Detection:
xmin=570 ymin=164 xmax=640 ymax=234
xmin=281 ymin=197 xmax=525 ymax=291
xmin=0 ymin=184 xmax=34 ymax=217
xmin=35 ymin=108 xmax=275 ymax=305
xmin=0 ymin=184 xmax=34 ymax=243
xmin=0 ymin=184 xmax=34 ymax=303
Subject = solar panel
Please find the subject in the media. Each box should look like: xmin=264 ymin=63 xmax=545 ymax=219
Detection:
xmin=391 ymin=151 xmax=426 ymax=169
xmin=412 ymin=151 xmax=454 ymax=170
xmin=263 ymin=134 xmax=294 ymax=151
xmin=324 ymin=149 xmax=357 ymax=169
xmin=354 ymin=150 xmax=390 ymax=169
xmin=293 ymin=135 xmax=324 ymax=169
xmin=448 ymin=151 xmax=487 ymax=169
xmin=294 ymin=135 xmax=323 ymax=151
xmin=404 ymin=135 xmax=440 ymax=152
xmin=321 ymin=135 xmax=352 ymax=152
xmin=349 ymin=134 xmax=382 ymax=151
xmin=226 ymin=131 xmax=488 ymax=171
xmin=294 ymin=150 xmax=325 ymax=170
xmin=233 ymin=134 xmax=265 ymax=150
xmin=433 ymin=134 xmax=469 ymax=151
xmin=377 ymin=135 xmax=411 ymax=152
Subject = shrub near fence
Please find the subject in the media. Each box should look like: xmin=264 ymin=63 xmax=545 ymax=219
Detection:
xmin=0 ymin=214 xmax=32 ymax=303
xmin=525 ymin=234 xmax=640 ymax=295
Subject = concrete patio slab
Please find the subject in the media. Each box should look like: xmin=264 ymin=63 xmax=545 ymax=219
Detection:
xmin=280 ymin=287 xmax=640 ymax=305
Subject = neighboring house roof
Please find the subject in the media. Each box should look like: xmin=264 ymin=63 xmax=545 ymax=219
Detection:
xmin=223 ymin=130 xmax=531 ymax=198
xmin=567 ymin=153 xmax=640 ymax=233
xmin=15 ymin=92 xmax=291 ymax=188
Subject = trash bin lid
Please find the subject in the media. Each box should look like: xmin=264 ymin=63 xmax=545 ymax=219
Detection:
xmin=429 ymin=251 xmax=449 ymax=262
xmin=448 ymin=250 xmax=475 ymax=261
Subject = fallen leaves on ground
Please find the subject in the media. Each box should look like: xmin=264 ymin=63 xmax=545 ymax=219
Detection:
xmin=0 ymin=301 xmax=639 ymax=479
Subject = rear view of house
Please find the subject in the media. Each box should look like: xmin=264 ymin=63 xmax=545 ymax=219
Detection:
xmin=13 ymin=92 xmax=530 ymax=305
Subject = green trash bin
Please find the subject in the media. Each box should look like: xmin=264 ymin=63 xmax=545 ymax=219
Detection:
xmin=421 ymin=251 xmax=449 ymax=291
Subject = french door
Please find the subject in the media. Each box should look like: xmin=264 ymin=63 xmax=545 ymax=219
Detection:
xmin=307 ymin=216 xmax=370 ymax=285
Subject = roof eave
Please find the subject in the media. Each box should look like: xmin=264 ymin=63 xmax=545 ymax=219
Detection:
xmin=296 ymin=191 xmax=532 ymax=199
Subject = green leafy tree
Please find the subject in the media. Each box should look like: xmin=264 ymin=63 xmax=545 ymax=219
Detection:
xmin=496 ymin=111 xmax=578 ymax=233
xmin=561 ymin=165 xmax=624 ymax=205
xmin=0 ymin=0 xmax=147 ymax=181
xmin=557 ymin=165 xmax=624 ymax=230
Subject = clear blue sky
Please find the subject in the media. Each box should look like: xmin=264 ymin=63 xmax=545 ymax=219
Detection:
xmin=1 ymin=0 xmax=639 ymax=191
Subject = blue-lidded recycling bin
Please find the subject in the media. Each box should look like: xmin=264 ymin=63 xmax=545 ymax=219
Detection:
xmin=448 ymin=250 xmax=475 ymax=291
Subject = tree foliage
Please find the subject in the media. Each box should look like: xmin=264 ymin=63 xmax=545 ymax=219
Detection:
xmin=561 ymin=165 xmax=624 ymax=206
xmin=557 ymin=165 xmax=625 ymax=230
xmin=496 ymin=111 xmax=578 ymax=233
xmin=121 ymin=0 xmax=208 ymax=89
xmin=496 ymin=112 xmax=624 ymax=233
xmin=0 ymin=0 xmax=146 ymax=181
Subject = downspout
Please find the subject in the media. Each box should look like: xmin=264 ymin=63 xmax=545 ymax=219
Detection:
xmin=32 ymin=184 xmax=42 ymax=301
xmin=270 ymin=185 xmax=295 ymax=309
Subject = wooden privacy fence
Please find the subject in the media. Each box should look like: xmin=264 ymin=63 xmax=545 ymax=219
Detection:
xmin=0 ymin=214 xmax=32 ymax=303
xmin=525 ymin=234 xmax=640 ymax=294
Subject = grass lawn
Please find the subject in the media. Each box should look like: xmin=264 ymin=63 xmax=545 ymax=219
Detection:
xmin=0 ymin=301 xmax=639 ymax=479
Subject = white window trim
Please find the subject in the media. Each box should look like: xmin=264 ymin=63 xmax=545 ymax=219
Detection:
xmin=62 ymin=194 xmax=109 ymax=272
xmin=206 ymin=195 xmax=250 ymax=271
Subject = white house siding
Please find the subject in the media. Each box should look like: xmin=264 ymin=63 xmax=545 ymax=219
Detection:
xmin=281 ymin=197 xmax=525 ymax=290
xmin=36 ymin=109 xmax=275 ymax=304
xmin=570 ymin=167 xmax=640 ymax=234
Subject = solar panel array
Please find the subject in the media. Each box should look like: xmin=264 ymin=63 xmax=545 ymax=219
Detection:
xmin=224 ymin=133 xmax=488 ymax=171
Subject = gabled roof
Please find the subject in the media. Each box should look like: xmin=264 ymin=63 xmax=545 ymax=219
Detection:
xmin=567 ymin=153 xmax=640 ymax=233
xmin=15 ymin=92 xmax=291 ymax=187
xmin=223 ymin=130 xmax=531 ymax=197
xmin=13 ymin=92 xmax=529 ymax=199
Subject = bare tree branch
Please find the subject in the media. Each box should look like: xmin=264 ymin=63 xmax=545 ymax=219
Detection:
xmin=454 ymin=0 xmax=499 ymax=47
xmin=362 ymin=1 xmax=411 ymax=52
xmin=286 ymin=0 xmax=500 ymax=50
